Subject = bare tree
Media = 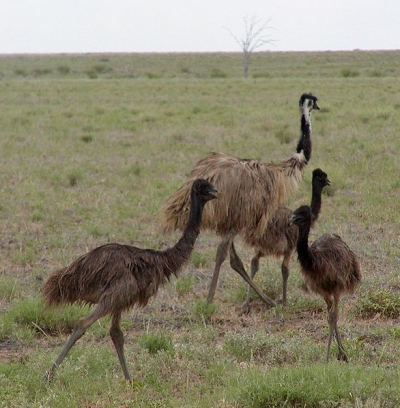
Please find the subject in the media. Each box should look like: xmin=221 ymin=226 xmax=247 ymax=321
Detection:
xmin=226 ymin=15 xmax=275 ymax=78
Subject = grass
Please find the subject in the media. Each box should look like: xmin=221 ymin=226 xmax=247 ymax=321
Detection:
xmin=0 ymin=50 xmax=400 ymax=406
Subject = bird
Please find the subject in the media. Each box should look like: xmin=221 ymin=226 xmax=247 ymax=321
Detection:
xmin=241 ymin=168 xmax=330 ymax=313
xmin=43 ymin=179 xmax=218 ymax=381
xmin=289 ymin=205 xmax=361 ymax=362
xmin=161 ymin=93 xmax=319 ymax=308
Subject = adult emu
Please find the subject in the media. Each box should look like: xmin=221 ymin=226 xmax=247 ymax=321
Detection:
xmin=242 ymin=168 xmax=330 ymax=313
xmin=161 ymin=93 xmax=319 ymax=307
xmin=43 ymin=179 xmax=218 ymax=381
xmin=290 ymin=205 xmax=361 ymax=362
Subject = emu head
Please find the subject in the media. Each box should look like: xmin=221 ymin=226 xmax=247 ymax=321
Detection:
xmin=290 ymin=205 xmax=312 ymax=227
xmin=312 ymin=168 xmax=331 ymax=188
xmin=191 ymin=179 xmax=219 ymax=203
xmin=299 ymin=93 xmax=320 ymax=114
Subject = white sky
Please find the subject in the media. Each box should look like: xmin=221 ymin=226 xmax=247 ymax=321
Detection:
xmin=0 ymin=0 xmax=399 ymax=54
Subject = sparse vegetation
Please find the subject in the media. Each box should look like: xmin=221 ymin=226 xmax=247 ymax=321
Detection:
xmin=0 ymin=51 xmax=399 ymax=406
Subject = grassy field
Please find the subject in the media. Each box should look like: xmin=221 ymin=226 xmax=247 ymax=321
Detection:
xmin=0 ymin=50 xmax=400 ymax=407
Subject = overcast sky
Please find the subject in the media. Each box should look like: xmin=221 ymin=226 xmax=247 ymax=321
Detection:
xmin=1 ymin=0 xmax=399 ymax=54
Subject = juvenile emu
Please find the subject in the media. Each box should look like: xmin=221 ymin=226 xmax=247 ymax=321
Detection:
xmin=43 ymin=179 xmax=218 ymax=381
xmin=162 ymin=93 xmax=319 ymax=307
xmin=290 ymin=205 xmax=361 ymax=362
xmin=241 ymin=168 xmax=330 ymax=313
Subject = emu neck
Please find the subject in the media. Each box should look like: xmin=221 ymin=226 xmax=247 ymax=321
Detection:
xmin=310 ymin=181 xmax=323 ymax=225
xmin=164 ymin=192 xmax=203 ymax=277
xmin=296 ymin=109 xmax=312 ymax=162
xmin=296 ymin=223 xmax=313 ymax=271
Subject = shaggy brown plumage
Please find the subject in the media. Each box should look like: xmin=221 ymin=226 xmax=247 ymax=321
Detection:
xmin=290 ymin=205 xmax=361 ymax=362
xmin=43 ymin=179 xmax=218 ymax=381
xmin=161 ymin=93 xmax=319 ymax=307
xmin=242 ymin=168 xmax=330 ymax=313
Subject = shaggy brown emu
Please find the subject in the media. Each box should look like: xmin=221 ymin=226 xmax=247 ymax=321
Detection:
xmin=43 ymin=179 xmax=218 ymax=381
xmin=290 ymin=205 xmax=361 ymax=362
xmin=161 ymin=93 xmax=319 ymax=307
xmin=241 ymin=168 xmax=330 ymax=313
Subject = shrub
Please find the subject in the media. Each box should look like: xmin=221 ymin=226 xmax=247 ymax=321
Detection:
xmin=210 ymin=68 xmax=227 ymax=78
xmin=57 ymin=65 xmax=71 ymax=75
xmin=341 ymin=68 xmax=360 ymax=78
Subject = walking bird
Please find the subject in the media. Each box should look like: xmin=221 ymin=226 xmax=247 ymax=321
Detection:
xmin=290 ymin=205 xmax=361 ymax=362
xmin=43 ymin=179 xmax=218 ymax=381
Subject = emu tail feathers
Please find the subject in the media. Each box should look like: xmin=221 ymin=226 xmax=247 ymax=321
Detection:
xmin=42 ymin=267 xmax=79 ymax=307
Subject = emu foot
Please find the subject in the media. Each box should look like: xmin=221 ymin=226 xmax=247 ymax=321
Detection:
xmin=44 ymin=369 xmax=54 ymax=383
xmin=337 ymin=352 xmax=349 ymax=363
xmin=240 ymin=302 xmax=251 ymax=315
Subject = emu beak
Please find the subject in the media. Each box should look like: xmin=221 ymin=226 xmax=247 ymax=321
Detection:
xmin=209 ymin=187 xmax=219 ymax=199
xmin=313 ymin=101 xmax=320 ymax=110
xmin=289 ymin=214 xmax=298 ymax=226
xmin=326 ymin=178 xmax=331 ymax=186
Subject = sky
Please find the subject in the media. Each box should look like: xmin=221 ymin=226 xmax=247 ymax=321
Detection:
xmin=0 ymin=0 xmax=399 ymax=54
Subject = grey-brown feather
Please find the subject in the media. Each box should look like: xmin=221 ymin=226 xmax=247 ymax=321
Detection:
xmin=161 ymin=151 xmax=306 ymax=241
xmin=302 ymin=234 xmax=361 ymax=298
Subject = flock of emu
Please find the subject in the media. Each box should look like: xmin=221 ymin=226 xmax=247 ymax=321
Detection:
xmin=43 ymin=93 xmax=361 ymax=381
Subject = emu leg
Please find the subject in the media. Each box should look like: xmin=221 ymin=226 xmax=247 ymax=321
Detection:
xmin=325 ymin=297 xmax=348 ymax=363
xmin=242 ymin=251 xmax=261 ymax=314
xmin=45 ymin=304 xmax=107 ymax=382
xmin=281 ymin=251 xmax=291 ymax=306
xmin=229 ymin=242 xmax=276 ymax=307
xmin=332 ymin=295 xmax=348 ymax=362
xmin=207 ymin=232 xmax=235 ymax=303
xmin=110 ymin=312 xmax=131 ymax=381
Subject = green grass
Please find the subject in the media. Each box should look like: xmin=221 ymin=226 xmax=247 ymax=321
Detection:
xmin=1 ymin=50 xmax=400 ymax=407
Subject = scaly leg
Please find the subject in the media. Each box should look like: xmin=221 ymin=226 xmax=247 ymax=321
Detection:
xmin=207 ymin=232 xmax=236 ymax=303
xmin=242 ymin=251 xmax=262 ymax=314
xmin=230 ymin=242 xmax=276 ymax=307
xmin=110 ymin=312 xmax=131 ymax=380
xmin=45 ymin=303 xmax=108 ymax=382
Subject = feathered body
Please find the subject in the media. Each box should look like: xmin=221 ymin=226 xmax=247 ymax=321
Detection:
xmin=44 ymin=242 xmax=196 ymax=311
xmin=43 ymin=179 xmax=218 ymax=381
xmin=242 ymin=168 xmax=330 ymax=311
xmin=296 ymin=232 xmax=361 ymax=300
xmin=161 ymin=93 xmax=319 ymax=306
xmin=163 ymin=151 xmax=306 ymax=243
xmin=290 ymin=205 xmax=361 ymax=362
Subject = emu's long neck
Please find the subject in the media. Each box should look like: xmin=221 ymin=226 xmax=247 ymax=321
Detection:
xmin=296 ymin=222 xmax=313 ymax=271
xmin=310 ymin=181 xmax=324 ymax=227
xmin=162 ymin=191 xmax=204 ymax=278
xmin=296 ymin=108 xmax=312 ymax=162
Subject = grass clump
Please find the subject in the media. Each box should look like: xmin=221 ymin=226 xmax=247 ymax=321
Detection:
xmin=0 ymin=297 xmax=88 ymax=341
xmin=232 ymin=364 xmax=400 ymax=407
xmin=176 ymin=275 xmax=195 ymax=298
xmin=138 ymin=332 xmax=174 ymax=355
xmin=356 ymin=289 xmax=400 ymax=318
xmin=191 ymin=299 xmax=217 ymax=322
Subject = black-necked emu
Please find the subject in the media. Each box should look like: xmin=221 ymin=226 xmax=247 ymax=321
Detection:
xmin=43 ymin=179 xmax=218 ymax=381
xmin=290 ymin=205 xmax=361 ymax=362
xmin=242 ymin=168 xmax=330 ymax=313
xmin=161 ymin=93 xmax=319 ymax=308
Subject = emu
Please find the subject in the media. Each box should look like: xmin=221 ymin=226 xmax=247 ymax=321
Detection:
xmin=43 ymin=179 xmax=218 ymax=381
xmin=242 ymin=168 xmax=330 ymax=313
xmin=290 ymin=205 xmax=361 ymax=362
xmin=161 ymin=93 xmax=319 ymax=307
